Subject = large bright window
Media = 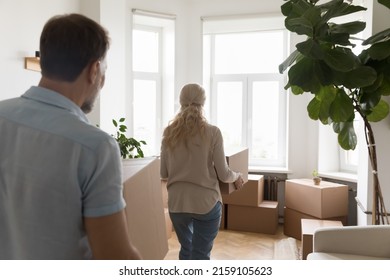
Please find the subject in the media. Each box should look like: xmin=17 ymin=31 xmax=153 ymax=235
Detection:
xmin=203 ymin=15 xmax=288 ymax=168
xmin=132 ymin=12 xmax=175 ymax=157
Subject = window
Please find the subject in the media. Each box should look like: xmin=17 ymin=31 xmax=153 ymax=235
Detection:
xmin=203 ymin=15 xmax=288 ymax=167
xmin=132 ymin=12 xmax=175 ymax=156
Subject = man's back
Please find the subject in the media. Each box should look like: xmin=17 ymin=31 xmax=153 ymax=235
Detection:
xmin=0 ymin=86 xmax=125 ymax=259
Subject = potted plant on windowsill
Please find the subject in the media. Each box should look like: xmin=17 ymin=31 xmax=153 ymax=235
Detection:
xmin=312 ymin=169 xmax=322 ymax=185
xmin=279 ymin=0 xmax=390 ymax=224
xmin=112 ymin=118 xmax=147 ymax=159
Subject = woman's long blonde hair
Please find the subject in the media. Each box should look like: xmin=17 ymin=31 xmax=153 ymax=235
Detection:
xmin=162 ymin=84 xmax=208 ymax=150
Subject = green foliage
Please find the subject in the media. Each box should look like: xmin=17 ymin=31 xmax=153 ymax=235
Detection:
xmin=279 ymin=0 xmax=390 ymax=150
xmin=112 ymin=118 xmax=147 ymax=159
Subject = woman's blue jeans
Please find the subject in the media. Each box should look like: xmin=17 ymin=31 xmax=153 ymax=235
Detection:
xmin=169 ymin=202 xmax=222 ymax=260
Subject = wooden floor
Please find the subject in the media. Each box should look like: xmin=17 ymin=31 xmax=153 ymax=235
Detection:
xmin=164 ymin=224 xmax=301 ymax=260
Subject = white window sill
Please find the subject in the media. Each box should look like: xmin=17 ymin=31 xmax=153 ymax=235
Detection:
xmin=318 ymin=171 xmax=357 ymax=183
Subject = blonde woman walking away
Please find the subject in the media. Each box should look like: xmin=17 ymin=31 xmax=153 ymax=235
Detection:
xmin=160 ymin=83 xmax=244 ymax=260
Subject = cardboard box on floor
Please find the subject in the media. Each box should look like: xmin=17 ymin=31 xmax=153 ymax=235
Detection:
xmin=122 ymin=157 xmax=168 ymax=259
xmin=219 ymin=147 xmax=249 ymax=194
xmin=283 ymin=207 xmax=347 ymax=240
xmin=222 ymin=174 xmax=264 ymax=206
xmin=285 ymin=179 xmax=348 ymax=219
xmin=227 ymin=201 xmax=279 ymax=234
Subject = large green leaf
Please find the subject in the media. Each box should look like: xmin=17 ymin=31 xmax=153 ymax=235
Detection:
xmin=362 ymin=73 xmax=383 ymax=93
xmin=284 ymin=1 xmax=323 ymax=36
xmin=279 ymin=49 xmax=302 ymax=74
xmin=321 ymin=32 xmax=353 ymax=46
xmin=329 ymin=88 xmax=354 ymax=122
xmin=291 ymin=85 xmax=305 ymax=95
xmin=378 ymin=0 xmax=390 ymax=10
xmin=341 ymin=66 xmax=377 ymax=88
xmin=329 ymin=21 xmax=366 ymax=35
xmin=360 ymin=76 xmax=384 ymax=112
xmin=281 ymin=1 xmax=293 ymax=17
xmin=368 ymin=40 xmax=390 ymax=60
xmin=292 ymin=0 xmax=313 ymax=15
xmin=307 ymin=97 xmax=322 ymax=121
xmin=296 ymin=39 xmax=324 ymax=59
xmin=285 ymin=17 xmax=314 ymax=36
xmin=288 ymin=57 xmax=323 ymax=92
xmin=321 ymin=1 xmax=366 ymax=22
xmin=323 ymin=48 xmax=356 ymax=71
xmin=303 ymin=4 xmax=322 ymax=27
xmin=319 ymin=0 xmax=344 ymax=22
xmin=325 ymin=32 xmax=354 ymax=46
xmin=307 ymin=86 xmax=337 ymax=123
xmin=363 ymin=28 xmax=390 ymax=45
xmin=334 ymin=4 xmax=366 ymax=17
xmin=333 ymin=121 xmax=357 ymax=150
xmin=377 ymin=75 xmax=390 ymax=96
xmin=314 ymin=61 xmax=334 ymax=86
xmin=367 ymin=100 xmax=390 ymax=122
xmin=317 ymin=0 xmax=343 ymax=10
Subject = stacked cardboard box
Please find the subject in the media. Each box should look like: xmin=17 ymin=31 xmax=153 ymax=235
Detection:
xmin=222 ymin=174 xmax=279 ymax=235
xmin=283 ymin=178 xmax=348 ymax=240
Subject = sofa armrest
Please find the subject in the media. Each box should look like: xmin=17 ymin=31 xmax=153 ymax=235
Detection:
xmin=312 ymin=225 xmax=390 ymax=258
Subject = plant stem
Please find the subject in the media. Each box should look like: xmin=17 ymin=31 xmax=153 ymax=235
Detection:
xmin=361 ymin=115 xmax=389 ymax=224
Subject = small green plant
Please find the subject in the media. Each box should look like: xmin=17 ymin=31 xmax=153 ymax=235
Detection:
xmin=112 ymin=118 xmax=146 ymax=159
xmin=312 ymin=169 xmax=321 ymax=185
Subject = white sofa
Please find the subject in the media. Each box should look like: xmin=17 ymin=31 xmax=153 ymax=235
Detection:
xmin=307 ymin=225 xmax=390 ymax=260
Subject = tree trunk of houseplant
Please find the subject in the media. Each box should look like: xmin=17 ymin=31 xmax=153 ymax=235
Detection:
xmin=362 ymin=117 xmax=388 ymax=224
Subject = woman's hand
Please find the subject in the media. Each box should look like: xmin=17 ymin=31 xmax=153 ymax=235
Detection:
xmin=234 ymin=173 xmax=244 ymax=190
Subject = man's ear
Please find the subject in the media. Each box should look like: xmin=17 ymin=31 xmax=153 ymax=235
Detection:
xmin=88 ymin=60 xmax=100 ymax=84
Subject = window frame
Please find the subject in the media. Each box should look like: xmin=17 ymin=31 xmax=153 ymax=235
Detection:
xmin=131 ymin=24 xmax=163 ymax=156
xmin=204 ymin=24 xmax=289 ymax=168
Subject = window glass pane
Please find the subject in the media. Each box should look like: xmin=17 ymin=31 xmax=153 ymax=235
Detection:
xmin=133 ymin=79 xmax=157 ymax=156
xmin=133 ymin=29 xmax=159 ymax=72
xmin=216 ymin=82 xmax=243 ymax=148
xmin=214 ymin=31 xmax=284 ymax=74
xmin=252 ymin=81 xmax=280 ymax=161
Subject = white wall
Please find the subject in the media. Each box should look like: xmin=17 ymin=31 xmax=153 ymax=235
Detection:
xmin=0 ymin=0 xmax=80 ymax=100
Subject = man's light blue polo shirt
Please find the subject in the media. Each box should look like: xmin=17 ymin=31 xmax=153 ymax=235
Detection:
xmin=0 ymin=86 xmax=126 ymax=259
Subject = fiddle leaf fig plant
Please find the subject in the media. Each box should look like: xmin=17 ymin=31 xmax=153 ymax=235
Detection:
xmin=112 ymin=118 xmax=146 ymax=159
xmin=279 ymin=0 xmax=390 ymax=224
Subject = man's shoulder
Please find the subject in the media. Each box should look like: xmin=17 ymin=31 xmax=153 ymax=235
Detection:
xmin=62 ymin=119 xmax=117 ymax=151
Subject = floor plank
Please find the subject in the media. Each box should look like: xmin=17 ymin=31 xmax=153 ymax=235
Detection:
xmin=164 ymin=225 xmax=301 ymax=260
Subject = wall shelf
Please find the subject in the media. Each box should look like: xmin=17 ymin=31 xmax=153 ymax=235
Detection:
xmin=24 ymin=57 xmax=41 ymax=72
